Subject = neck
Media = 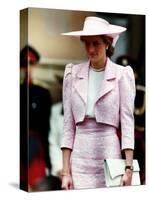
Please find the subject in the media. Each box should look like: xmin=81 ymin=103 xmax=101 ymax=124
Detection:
xmin=91 ymin=57 xmax=107 ymax=69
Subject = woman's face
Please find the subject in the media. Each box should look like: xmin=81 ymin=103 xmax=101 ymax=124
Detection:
xmin=81 ymin=35 xmax=108 ymax=66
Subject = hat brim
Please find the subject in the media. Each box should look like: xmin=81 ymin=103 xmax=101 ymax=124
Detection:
xmin=61 ymin=24 xmax=126 ymax=38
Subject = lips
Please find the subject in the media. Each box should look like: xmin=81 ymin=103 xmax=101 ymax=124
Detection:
xmin=89 ymin=54 xmax=97 ymax=58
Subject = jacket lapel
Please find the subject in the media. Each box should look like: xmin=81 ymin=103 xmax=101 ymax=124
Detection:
xmin=74 ymin=61 xmax=90 ymax=105
xmin=95 ymin=58 xmax=117 ymax=102
xmin=74 ymin=58 xmax=117 ymax=104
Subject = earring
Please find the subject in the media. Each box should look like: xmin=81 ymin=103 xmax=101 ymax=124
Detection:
xmin=106 ymin=46 xmax=108 ymax=50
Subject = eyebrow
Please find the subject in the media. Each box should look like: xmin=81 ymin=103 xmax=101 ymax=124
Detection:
xmin=83 ymin=40 xmax=104 ymax=44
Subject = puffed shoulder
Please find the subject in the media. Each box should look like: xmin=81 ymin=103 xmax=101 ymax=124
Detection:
xmin=119 ymin=65 xmax=136 ymax=94
xmin=64 ymin=63 xmax=74 ymax=79
xmin=121 ymin=65 xmax=135 ymax=81
xmin=124 ymin=65 xmax=134 ymax=73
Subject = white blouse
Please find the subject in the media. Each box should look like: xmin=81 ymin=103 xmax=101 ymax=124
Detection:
xmin=86 ymin=67 xmax=105 ymax=117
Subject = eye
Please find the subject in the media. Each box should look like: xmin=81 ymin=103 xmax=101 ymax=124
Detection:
xmin=84 ymin=41 xmax=90 ymax=47
xmin=83 ymin=40 xmax=103 ymax=47
xmin=93 ymin=41 xmax=102 ymax=47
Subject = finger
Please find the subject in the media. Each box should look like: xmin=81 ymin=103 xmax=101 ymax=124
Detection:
xmin=125 ymin=181 xmax=131 ymax=186
xmin=61 ymin=185 xmax=65 ymax=190
xmin=69 ymin=183 xmax=74 ymax=190
xmin=120 ymin=182 xmax=123 ymax=186
xmin=61 ymin=184 xmax=68 ymax=190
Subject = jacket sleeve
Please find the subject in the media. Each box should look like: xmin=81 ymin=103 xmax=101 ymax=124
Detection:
xmin=119 ymin=66 xmax=136 ymax=150
xmin=61 ymin=63 xmax=76 ymax=150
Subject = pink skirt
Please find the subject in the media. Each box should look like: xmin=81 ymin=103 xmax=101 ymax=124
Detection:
xmin=71 ymin=118 xmax=121 ymax=189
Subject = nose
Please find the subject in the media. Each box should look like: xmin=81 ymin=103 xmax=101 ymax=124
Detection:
xmin=87 ymin=43 xmax=95 ymax=53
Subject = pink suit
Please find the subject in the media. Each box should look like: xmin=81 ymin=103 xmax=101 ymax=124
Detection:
xmin=61 ymin=58 xmax=135 ymax=189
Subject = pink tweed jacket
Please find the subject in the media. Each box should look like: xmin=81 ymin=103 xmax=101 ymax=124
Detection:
xmin=61 ymin=58 xmax=136 ymax=151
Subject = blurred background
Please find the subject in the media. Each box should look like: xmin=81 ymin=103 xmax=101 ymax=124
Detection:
xmin=20 ymin=8 xmax=145 ymax=192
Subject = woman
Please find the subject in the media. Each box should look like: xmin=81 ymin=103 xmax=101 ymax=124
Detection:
xmin=61 ymin=16 xmax=136 ymax=189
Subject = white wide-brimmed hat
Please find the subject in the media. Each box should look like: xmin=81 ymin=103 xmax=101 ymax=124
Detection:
xmin=62 ymin=16 xmax=127 ymax=46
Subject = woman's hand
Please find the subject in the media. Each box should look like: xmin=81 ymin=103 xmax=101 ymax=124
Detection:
xmin=120 ymin=169 xmax=133 ymax=186
xmin=61 ymin=174 xmax=74 ymax=190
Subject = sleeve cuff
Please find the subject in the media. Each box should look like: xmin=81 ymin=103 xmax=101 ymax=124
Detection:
xmin=61 ymin=143 xmax=73 ymax=150
xmin=121 ymin=143 xmax=134 ymax=151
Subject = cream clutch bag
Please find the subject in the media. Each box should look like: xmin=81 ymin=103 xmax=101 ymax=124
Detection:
xmin=104 ymin=159 xmax=141 ymax=187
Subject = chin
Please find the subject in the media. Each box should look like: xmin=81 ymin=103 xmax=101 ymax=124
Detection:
xmin=90 ymin=58 xmax=98 ymax=63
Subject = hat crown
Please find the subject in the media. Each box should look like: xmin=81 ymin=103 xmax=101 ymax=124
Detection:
xmin=83 ymin=17 xmax=109 ymax=32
